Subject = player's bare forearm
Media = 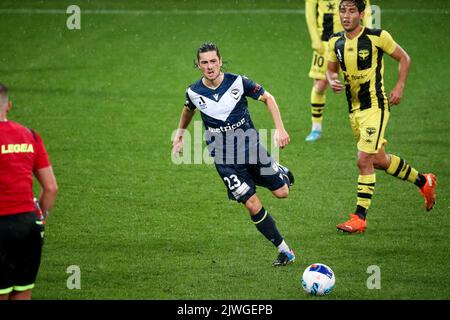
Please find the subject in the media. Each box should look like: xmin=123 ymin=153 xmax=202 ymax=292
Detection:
xmin=389 ymin=45 xmax=411 ymax=105
xmin=259 ymin=91 xmax=285 ymax=131
xmin=327 ymin=61 xmax=344 ymax=93
xmin=259 ymin=91 xmax=290 ymax=148
xmin=175 ymin=107 xmax=195 ymax=141
xmin=172 ymin=106 xmax=195 ymax=155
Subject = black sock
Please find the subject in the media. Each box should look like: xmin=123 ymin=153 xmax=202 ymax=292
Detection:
xmin=355 ymin=205 xmax=367 ymax=220
xmin=251 ymin=207 xmax=283 ymax=247
xmin=414 ymin=173 xmax=426 ymax=188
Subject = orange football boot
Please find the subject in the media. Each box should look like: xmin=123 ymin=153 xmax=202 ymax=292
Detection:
xmin=336 ymin=214 xmax=367 ymax=233
xmin=419 ymin=173 xmax=437 ymax=211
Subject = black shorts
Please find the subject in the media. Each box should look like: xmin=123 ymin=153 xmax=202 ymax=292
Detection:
xmin=215 ymin=155 xmax=285 ymax=204
xmin=0 ymin=211 xmax=44 ymax=294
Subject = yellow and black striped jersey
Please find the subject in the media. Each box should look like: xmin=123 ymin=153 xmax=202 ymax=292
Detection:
xmin=305 ymin=0 xmax=372 ymax=44
xmin=328 ymin=27 xmax=398 ymax=112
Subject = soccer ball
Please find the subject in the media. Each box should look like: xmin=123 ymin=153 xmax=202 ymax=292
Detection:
xmin=301 ymin=263 xmax=335 ymax=296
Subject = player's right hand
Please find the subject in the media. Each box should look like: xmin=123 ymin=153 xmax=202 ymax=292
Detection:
xmin=329 ymin=79 xmax=345 ymax=93
xmin=274 ymin=129 xmax=290 ymax=149
xmin=172 ymin=139 xmax=184 ymax=156
xmin=34 ymin=197 xmax=47 ymax=225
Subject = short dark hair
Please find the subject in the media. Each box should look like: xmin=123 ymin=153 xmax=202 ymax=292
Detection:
xmin=339 ymin=0 xmax=366 ymax=13
xmin=196 ymin=42 xmax=221 ymax=62
xmin=0 ymin=83 xmax=8 ymax=103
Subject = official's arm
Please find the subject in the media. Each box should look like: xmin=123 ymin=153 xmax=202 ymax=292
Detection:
xmin=34 ymin=166 xmax=58 ymax=217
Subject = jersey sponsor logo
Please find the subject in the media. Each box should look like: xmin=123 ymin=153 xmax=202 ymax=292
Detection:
xmin=207 ymin=117 xmax=246 ymax=133
xmin=1 ymin=143 xmax=34 ymax=154
xmin=198 ymin=96 xmax=207 ymax=109
xmin=344 ymin=74 xmax=350 ymax=83
xmin=351 ymin=74 xmax=366 ymax=81
xmin=358 ymin=49 xmax=370 ymax=61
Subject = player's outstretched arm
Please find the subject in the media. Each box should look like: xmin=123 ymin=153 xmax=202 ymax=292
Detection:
xmin=388 ymin=44 xmax=411 ymax=106
xmin=326 ymin=61 xmax=344 ymax=93
xmin=259 ymin=91 xmax=290 ymax=148
xmin=172 ymin=106 xmax=196 ymax=155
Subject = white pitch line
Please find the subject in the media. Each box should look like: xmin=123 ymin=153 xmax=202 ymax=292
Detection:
xmin=0 ymin=8 xmax=448 ymax=15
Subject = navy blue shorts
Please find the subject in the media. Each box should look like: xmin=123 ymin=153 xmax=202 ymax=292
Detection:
xmin=214 ymin=155 xmax=285 ymax=204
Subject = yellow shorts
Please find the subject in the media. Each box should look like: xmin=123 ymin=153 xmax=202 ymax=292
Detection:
xmin=308 ymin=42 xmax=328 ymax=80
xmin=349 ymin=108 xmax=390 ymax=154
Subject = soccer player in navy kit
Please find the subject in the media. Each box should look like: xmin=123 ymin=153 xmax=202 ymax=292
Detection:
xmin=0 ymin=84 xmax=58 ymax=300
xmin=172 ymin=43 xmax=296 ymax=266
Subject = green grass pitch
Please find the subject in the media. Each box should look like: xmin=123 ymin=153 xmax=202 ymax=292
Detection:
xmin=0 ymin=0 xmax=449 ymax=299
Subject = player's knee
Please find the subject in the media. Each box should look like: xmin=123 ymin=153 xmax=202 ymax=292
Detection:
xmin=373 ymin=157 xmax=389 ymax=170
xmin=357 ymin=153 xmax=373 ymax=172
xmin=356 ymin=158 xmax=368 ymax=171
xmin=314 ymin=80 xmax=327 ymax=93
xmin=373 ymin=152 xmax=390 ymax=170
xmin=273 ymin=186 xmax=289 ymax=199
xmin=244 ymin=194 xmax=261 ymax=214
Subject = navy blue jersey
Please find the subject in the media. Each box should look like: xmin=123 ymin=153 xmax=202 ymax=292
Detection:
xmin=185 ymin=73 xmax=265 ymax=163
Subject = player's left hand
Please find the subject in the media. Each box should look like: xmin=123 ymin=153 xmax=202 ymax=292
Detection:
xmin=389 ymin=84 xmax=404 ymax=105
xmin=274 ymin=129 xmax=290 ymax=149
